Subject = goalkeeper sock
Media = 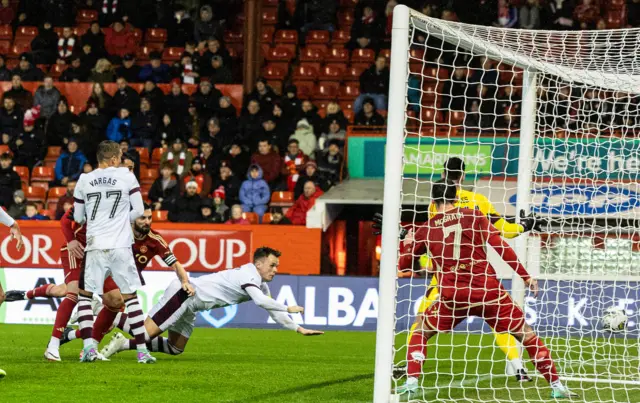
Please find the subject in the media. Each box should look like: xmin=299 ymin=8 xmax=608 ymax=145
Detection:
xmin=493 ymin=331 xmax=522 ymax=365
xmin=523 ymin=335 xmax=559 ymax=384
xmin=406 ymin=331 xmax=428 ymax=378
xmin=27 ymin=284 xmax=54 ymax=299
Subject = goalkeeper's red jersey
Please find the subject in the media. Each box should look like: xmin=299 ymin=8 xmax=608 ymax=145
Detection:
xmin=398 ymin=207 xmax=530 ymax=305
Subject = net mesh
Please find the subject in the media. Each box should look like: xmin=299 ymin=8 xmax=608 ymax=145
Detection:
xmin=392 ymin=9 xmax=640 ymax=403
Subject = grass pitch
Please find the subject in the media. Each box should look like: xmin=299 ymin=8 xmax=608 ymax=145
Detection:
xmin=0 ymin=325 xmax=637 ymax=402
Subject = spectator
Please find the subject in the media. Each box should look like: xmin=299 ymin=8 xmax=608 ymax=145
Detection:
xmin=60 ymin=54 xmax=90 ymax=82
xmin=294 ymin=160 xmax=329 ymax=200
xmin=248 ymin=78 xmax=277 ymax=112
xmin=112 ymin=77 xmax=141 ymax=114
xmin=57 ymin=27 xmax=78 ymax=64
xmin=194 ymin=5 xmax=223 ymax=44
xmin=519 ymin=0 xmax=542 ymax=29
xmin=225 ymin=141 xmax=251 ymax=178
xmin=495 ymin=0 xmax=518 ymax=28
xmin=0 ymin=0 xmax=14 ymax=25
xmin=164 ymin=80 xmax=190 ymax=125
xmin=83 ymin=162 xmax=93 ymax=173
xmin=80 ymin=42 xmax=100 ymax=71
xmin=159 ymin=114 xmax=183 ymax=147
xmin=183 ymin=156 xmax=212 ymax=197
xmin=87 ymin=82 xmax=113 ymax=113
xmin=281 ymin=85 xmax=301 ymax=117
xmin=471 ymin=57 xmax=498 ymax=96
xmin=42 ymin=0 xmax=75 ymax=27
xmin=54 ymin=179 xmax=76 ymax=219
xmin=0 ymin=55 xmax=11 ymax=81
xmin=0 ymin=152 xmax=21 ymax=209
xmin=12 ymin=106 xmax=44 ymax=169
xmin=238 ymin=99 xmax=264 ymax=151
xmin=297 ymin=0 xmax=337 ymax=34
xmin=225 ymin=204 xmax=250 ymax=225
xmin=630 ymin=0 xmax=640 ymax=27
xmin=116 ymin=54 xmax=142 ymax=83
xmin=183 ymin=40 xmax=202 ymax=68
xmin=290 ymin=118 xmax=317 ymax=158
xmin=31 ymin=22 xmax=58 ymax=65
xmin=20 ymin=202 xmax=49 ymax=220
xmin=33 ymin=77 xmax=61 ymax=120
xmin=269 ymin=206 xmax=291 ymax=225
xmin=70 ymin=120 xmax=100 ymax=167
xmin=213 ymin=161 xmax=241 ymax=206
xmin=282 ymin=139 xmax=309 ymax=192
xmin=88 ymin=58 xmax=117 ymax=83
xmin=208 ymin=55 xmax=233 ymax=84
xmin=104 ymin=19 xmax=137 ymax=61
xmin=54 ymin=138 xmax=86 ymax=185
xmin=211 ymin=186 xmax=229 ymax=222
xmin=271 ymin=103 xmax=294 ymax=153
xmin=186 ymin=102 xmax=202 ymax=148
xmin=574 ymin=0 xmax=600 ymax=29
xmin=7 ymin=189 xmax=26 ymax=219
xmin=78 ymin=100 xmax=108 ymax=162
xmin=172 ymin=53 xmax=200 ymax=85
xmin=0 ymin=96 xmax=23 ymax=136
xmin=321 ymin=102 xmax=348 ymax=133
xmin=12 ymin=54 xmax=45 ymax=82
xmin=140 ymin=79 xmax=166 ymax=116
xmin=168 ymin=180 xmax=202 ymax=222
xmin=99 ymin=0 xmax=123 ymax=26
xmin=191 ymin=79 xmax=222 ymax=120
xmin=317 ymin=139 xmax=348 ymax=187
xmin=120 ymin=138 xmax=140 ymax=178
xmin=200 ymin=37 xmax=232 ymax=74
xmin=106 ymin=107 xmax=132 ymax=143
xmin=81 ymin=21 xmax=107 ymax=58
xmin=318 ymin=119 xmax=346 ymax=151
xmin=199 ymin=139 xmax=219 ymax=176
xmin=161 ymin=138 xmax=194 ymax=177
xmin=47 ymin=98 xmax=76 ymax=146
xmin=199 ymin=198 xmax=218 ymax=223
xmin=354 ymin=98 xmax=385 ymax=126
xmin=285 ymin=180 xmax=324 ymax=226
xmin=251 ymin=138 xmax=282 ymax=187
xmin=348 ymin=6 xmax=383 ymax=51
xmin=139 ymin=52 xmax=172 ymax=84
xmin=239 ymin=164 xmax=270 ymax=219
xmin=261 ymin=115 xmax=284 ymax=156
xmin=167 ymin=5 xmax=194 ymax=47
xmin=201 ymin=118 xmax=231 ymax=152
xmin=295 ymin=100 xmax=321 ymax=135
xmin=355 ymin=56 xmax=389 ymax=113
xmin=217 ymin=96 xmax=238 ymax=129
xmin=130 ymin=98 xmax=158 ymax=152
xmin=4 ymin=76 xmax=33 ymax=111
xmin=149 ymin=161 xmax=180 ymax=211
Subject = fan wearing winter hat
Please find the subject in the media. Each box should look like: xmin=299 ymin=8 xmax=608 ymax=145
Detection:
xmin=182 ymin=156 xmax=212 ymax=196
xmin=289 ymin=118 xmax=317 ymax=158
xmin=211 ymin=186 xmax=229 ymax=222
xmin=12 ymin=106 xmax=44 ymax=169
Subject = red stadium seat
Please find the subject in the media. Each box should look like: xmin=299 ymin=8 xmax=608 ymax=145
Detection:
xmin=343 ymin=109 xmax=354 ymax=123
xmin=0 ymin=24 xmax=12 ymax=41
xmin=325 ymin=47 xmax=349 ymax=64
xmin=262 ymin=7 xmax=278 ymax=25
xmin=421 ymin=107 xmax=443 ymax=124
xmin=31 ymin=166 xmax=54 ymax=183
xmin=0 ymin=144 xmax=9 ymax=155
xmin=262 ymin=26 xmax=275 ymax=43
xmin=152 ymin=210 xmax=169 ymax=222
xmin=264 ymin=46 xmax=295 ymax=62
xmin=274 ymin=30 xmax=298 ymax=44
xmin=337 ymin=10 xmax=354 ymax=28
xmin=318 ymin=65 xmax=344 ymax=81
xmin=136 ymin=45 xmax=163 ymax=61
xmin=293 ymin=81 xmax=315 ymax=100
xmin=8 ymin=43 xmax=31 ymax=58
xmin=306 ymin=30 xmax=330 ymax=45
xmin=340 ymin=0 xmax=359 ymax=7
xmin=314 ymin=82 xmax=339 ymax=100
xmin=140 ymin=167 xmax=159 ymax=186
xmin=351 ymin=48 xmax=375 ymax=64
xmin=331 ymin=30 xmax=350 ymax=46
xmin=162 ymin=47 xmax=184 ymax=62
xmin=379 ymin=49 xmax=391 ymax=60
xmin=224 ymin=30 xmax=243 ymax=44
xmin=24 ymin=186 xmax=46 ymax=203
xmin=145 ymin=28 xmax=167 ymax=44
xmin=262 ymin=213 xmax=272 ymax=224
xmin=299 ymin=47 xmax=326 ymax=71
xmin=338 ymin=83 xmax=360 ymax=101
xmin=134 ymin=147 xmax=150 ymax=167
xmin=46 ymin=187 xmax=67 ymax=209
xmin=45 ymin=146 xmax=62 ymax=164
xmin=262 ymin=64 xmax=287 ymax=80
xmin=343 ymin=65 xmax=365 ymax=81
xmin=40 ymin=209 xmax=56 ymax=219
xmin=76 ymin=9 xmax=98 ymax=24
xmin=0 ymin=40 xmax=11 ymax=56
xmin=73 ymin=25 xmax=89 ymax=37
xmin=151 ymin=147 xmax=165 ymax=169
xmin=270 ymin=191 xmax=294 ymax=207
xmin=13 ymin=165 xmax=29 ymax=183
xmin=15 ymin=26 xmax=38 ymax=39
xmin=447 ymin=110 xmax=465 ymax=126
xmin=49 ymin=64 xmax=67 ymax=79
xmin=242 ymin=212 xmax=259 ymax=225
xmin=292 ymin=65 xmax=318 ymax=81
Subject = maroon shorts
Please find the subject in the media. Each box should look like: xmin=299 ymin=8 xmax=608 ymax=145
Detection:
xmin=423 ymin=292 xmax=525 ymax=333
xmin=60 ymin=248 xmax=81 ymax=284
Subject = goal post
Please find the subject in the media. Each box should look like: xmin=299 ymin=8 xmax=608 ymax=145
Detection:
xmin=375 ymin=4 xmax=640 ymax=403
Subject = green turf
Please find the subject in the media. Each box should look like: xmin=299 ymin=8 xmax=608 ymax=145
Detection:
xmin=0 ymin=325 xmax=638 ymax=402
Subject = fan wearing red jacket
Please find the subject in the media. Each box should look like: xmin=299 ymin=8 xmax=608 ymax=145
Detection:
xmin=286 ymin=180 xmax=323 ymax=225
xmin=394 ymin=181 xmax=577 ymax=399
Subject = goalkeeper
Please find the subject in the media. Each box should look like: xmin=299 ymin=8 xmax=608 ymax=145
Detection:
xmin=401 ymin=157 xmax=542 ymax=382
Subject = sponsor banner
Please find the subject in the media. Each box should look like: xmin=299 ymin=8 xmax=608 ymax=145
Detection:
xmin=0 ymin=222 xmax=321 ymax=275
xmin=476 ymin=179 xmax=640 ymax=218
xmin=347 ymin=136 xmax=518 ymax=179
xmin=4 ymin=270 xmax=638 ymax=337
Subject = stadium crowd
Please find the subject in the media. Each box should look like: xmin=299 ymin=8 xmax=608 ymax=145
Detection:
xmin=0 ymin=0 xmax=636 ymax=226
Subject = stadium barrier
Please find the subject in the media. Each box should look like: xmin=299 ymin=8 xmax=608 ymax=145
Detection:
xmin=0 ymin=221 xmax=321 ymax=275
xmin=0 ymin=82 xmax=244 ymax=115
xmin=1 ymin=268 xmax=637 ymax=335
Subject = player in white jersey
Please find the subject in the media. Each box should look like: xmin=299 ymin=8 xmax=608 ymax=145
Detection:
xmin=101 ymin=247 xmax=323 ymax=359
xmin=0 ymin=207 xmax=23 ymax=378
xmin=72 ymin=140 xmax=154 ymax=363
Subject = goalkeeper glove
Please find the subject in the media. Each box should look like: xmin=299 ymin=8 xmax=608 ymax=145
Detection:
xmin=519 ymin=210 xmax=544 ymax=232
xmin=372 ymin=213 xmax=408 ymax=240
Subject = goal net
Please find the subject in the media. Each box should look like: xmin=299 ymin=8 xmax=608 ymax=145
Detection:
xmin=374 ymin=5 xmax=640 ymax=403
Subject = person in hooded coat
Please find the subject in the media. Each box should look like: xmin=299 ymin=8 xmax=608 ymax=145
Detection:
xmin=239 ymin=164 xmax=271 ymax=219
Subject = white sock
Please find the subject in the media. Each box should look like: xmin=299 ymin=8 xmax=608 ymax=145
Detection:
xmin=83 ymin=338 xmax=96 ymax=348
xmin=510 ymin=357 xmax=524 ymax=371
xmin=551 ymin=380 xmax=564 ymax=389
xmin=406 ymin=377 xmax=418 ymax=385
xmin=47 ymin=337 xmax=60 ymax=350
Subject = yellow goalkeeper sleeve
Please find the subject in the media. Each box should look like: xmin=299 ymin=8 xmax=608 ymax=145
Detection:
xmin=492 ymin=217 xmax=524 ymax=239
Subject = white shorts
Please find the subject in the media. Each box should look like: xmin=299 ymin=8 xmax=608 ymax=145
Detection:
xmin=82 ymin=248 xmax=141 ymax=294
xmin=148 ymin=279 xmax=213 ymax=338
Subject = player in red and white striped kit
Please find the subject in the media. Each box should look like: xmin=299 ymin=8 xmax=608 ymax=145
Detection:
xmin=393 ymin=180 xmax=577 ymax=399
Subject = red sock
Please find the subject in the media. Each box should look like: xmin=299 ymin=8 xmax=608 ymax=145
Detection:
xmin=406 ymin=331 xmax=429 ymax=378
xmin=523 ymin=334 xmax=559 ymax=384
xmin=27 ymin=284 xmax=54 ymax=299
xmin=91 ymin=306 xmax=119 ymax=343
xmin=51 ymin=293 xmax=78 ymax=339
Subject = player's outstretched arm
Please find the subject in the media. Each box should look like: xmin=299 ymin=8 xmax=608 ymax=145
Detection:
xmin=245 ymin=286 xmax=299 ymax=312
xmin=0 ymin=208 xmax=22 ymax=251
xmin=129 ymin=190 xmax=145 ymax=222
xmin=170 ymin=262 xmax=195 ymax=297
